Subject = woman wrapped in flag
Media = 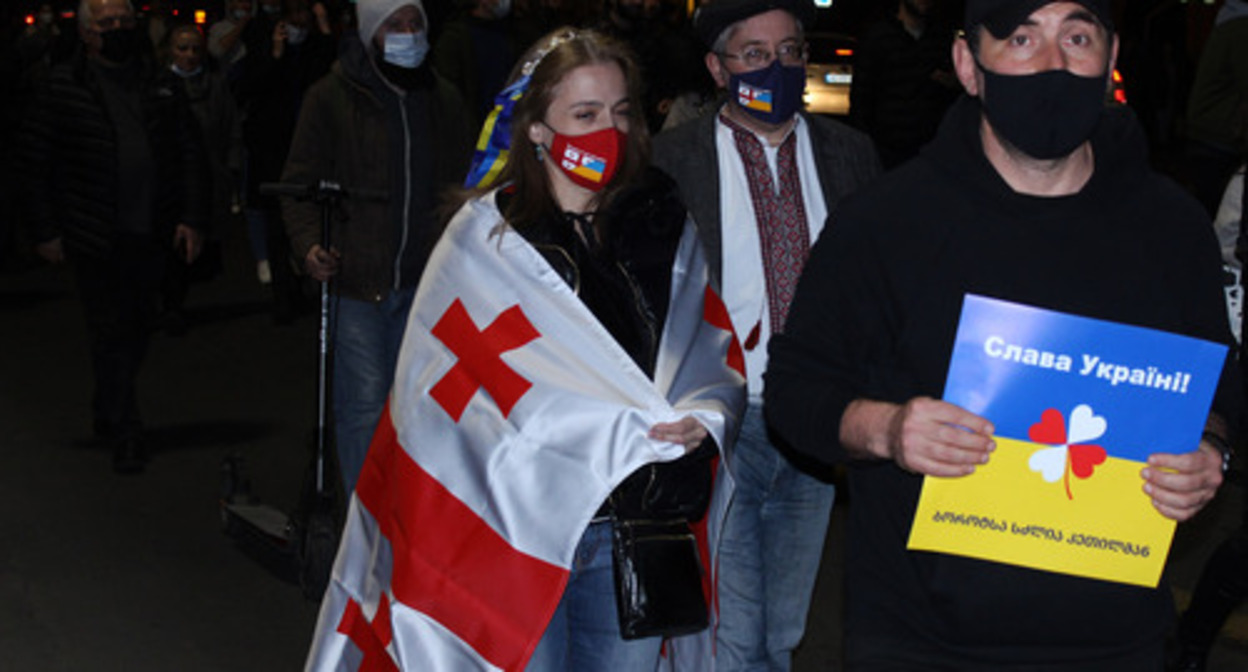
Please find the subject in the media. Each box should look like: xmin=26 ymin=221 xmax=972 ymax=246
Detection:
xmin=305 ymin=28 xmax=747 ymax=672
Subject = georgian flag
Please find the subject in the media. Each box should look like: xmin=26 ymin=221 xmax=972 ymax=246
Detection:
xmin=560 ymin=146 xmax=607 ymax=184
xmin=736 ymin=82 xmax=773 ymax=113
xmin=305 ymin=191 xmax=746 ymax=671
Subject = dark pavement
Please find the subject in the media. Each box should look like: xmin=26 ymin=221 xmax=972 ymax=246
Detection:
xmin=3 ymin=221 xmax=1248 ymax=671
xmin=1 ymin=226 xmax=322 ymax=671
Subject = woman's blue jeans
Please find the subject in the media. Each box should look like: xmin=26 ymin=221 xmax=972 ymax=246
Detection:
xmin=526 ymin=522 xmax=663 ymax=671
xmin=331 ymin=288 xmax=415 ymax=494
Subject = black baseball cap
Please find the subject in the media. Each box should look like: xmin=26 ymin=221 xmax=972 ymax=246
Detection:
xmin=693 ymin=0 xmax=817 ymax=49
xmin=964 ymin=0 xmax=1114 ymax=39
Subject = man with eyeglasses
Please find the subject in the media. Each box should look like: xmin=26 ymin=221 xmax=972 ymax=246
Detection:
xmin=653 ymin=1 xmax=879 ymax=669
xmin=19 ymin=0 xmax=209 ymax=473
xmin=766 ymin=0 xmax=1240 ymax=668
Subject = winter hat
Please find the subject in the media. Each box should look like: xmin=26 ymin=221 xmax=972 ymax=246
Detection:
xmin=355 ymin=0 xmax=426 ymax=52
xmin=693 ymin=0 xmax=817 ymax=49
xmin=964 ymin=0 xmax=1113 ymax=39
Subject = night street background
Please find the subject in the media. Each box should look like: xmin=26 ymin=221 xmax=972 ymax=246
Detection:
xmin=1 ymin=210 xmax=1248 ymax=670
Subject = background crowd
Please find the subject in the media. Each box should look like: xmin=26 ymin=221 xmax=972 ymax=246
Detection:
xmin=1 ymin=0 xmax=1243 ymax=277
xmin=1 ymin=0 xmax=1247 ymax=670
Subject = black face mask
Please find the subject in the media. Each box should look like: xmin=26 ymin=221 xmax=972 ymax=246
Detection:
xmin=99 ymin=26 xmax=141 ymax=63
xmin=977 ymin=64 xmax=1108 ymax=160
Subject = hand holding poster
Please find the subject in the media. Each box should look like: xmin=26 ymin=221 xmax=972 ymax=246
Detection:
xmin=907 ymin=294 xmax=1227 ymax=587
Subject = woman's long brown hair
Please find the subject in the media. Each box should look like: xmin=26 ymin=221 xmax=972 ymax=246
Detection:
xmin=447 ymin=28 xmax=651 ymax=235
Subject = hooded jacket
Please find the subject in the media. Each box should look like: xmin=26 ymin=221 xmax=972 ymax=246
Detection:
xmin=281 ymin=34 xmax=473 ymax=302
xmin=765 ymin=95 xmax=1241 ymax=664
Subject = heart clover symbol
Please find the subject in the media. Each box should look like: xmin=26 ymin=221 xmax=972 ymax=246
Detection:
xmin=1068 ymin=404 xmax=1107 ymax=444
xmin=1028 ymin=445 xmax=1067 ymax=483
xmin=1026 ymin=404 xmax=1108 ymax=499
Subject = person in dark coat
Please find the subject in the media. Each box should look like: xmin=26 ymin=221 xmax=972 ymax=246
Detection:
xmin=19 ymin=0 xmax=209 ymax=473
xmin=233 ymin=0 xmax=336 ymax=317
xmin=280 ymin=0 xmax=474 ymax=494
xmin=158 ymin=23 xmax=244 ymax=334
xmin=765 ymin=1 xmax=1240 ymax=668
xmin=431 ymin=0 xmax=520 ymax=128
xmin=848 ymin=0 xmax=960 ymax=169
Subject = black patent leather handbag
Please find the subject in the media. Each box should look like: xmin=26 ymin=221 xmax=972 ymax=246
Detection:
xmin=611 ymin=518 xmax=709 ymax=640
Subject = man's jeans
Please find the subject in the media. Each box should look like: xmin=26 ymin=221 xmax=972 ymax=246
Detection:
xmin=716 ymin=403 xmax=836 ymax=671
xmin=527 ymin=522 xmax=663 ymax=670
xmin=332 ymin=288 xmax=415 ymax=494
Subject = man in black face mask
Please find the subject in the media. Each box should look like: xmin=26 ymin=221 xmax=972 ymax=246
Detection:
xmin=764 ymin=1 xmax=1243 ymax=669
xmin=18 ymin=0 xmax=209 ymax=473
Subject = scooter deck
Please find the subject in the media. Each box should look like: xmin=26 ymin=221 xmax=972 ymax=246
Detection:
xmin=221 ymin=499 xmax=294 ymax=550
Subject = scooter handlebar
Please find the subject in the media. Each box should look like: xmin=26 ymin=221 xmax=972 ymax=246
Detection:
xmin=258 ymin=181 xmax=388 ymax=203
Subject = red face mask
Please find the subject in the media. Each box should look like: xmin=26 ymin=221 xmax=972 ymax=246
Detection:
xmin=545 ymin=125 xmax=626 ymax=192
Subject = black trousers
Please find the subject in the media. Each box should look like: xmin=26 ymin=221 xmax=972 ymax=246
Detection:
xmin=1176 ymin=166 xmax=1248 ymax=658
xmin=69 ymin=233 xmax=165 ymax=442
xmin=1176 ymin=491 xmax=1248 ymax=657
xmin=848 ymin=635 xmax=1164 ymax=672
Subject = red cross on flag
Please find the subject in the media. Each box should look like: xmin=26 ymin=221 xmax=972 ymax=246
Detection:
xmin=305 ymin=192 xmax=746 ymax=671
xmin=428 ymin=299 xmax=540 ymax=421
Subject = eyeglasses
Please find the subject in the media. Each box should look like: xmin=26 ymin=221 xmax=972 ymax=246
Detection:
xmin=719 ymin=42 xmax=807 ymax=69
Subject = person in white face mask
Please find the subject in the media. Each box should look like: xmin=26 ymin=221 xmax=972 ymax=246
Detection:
xmin=159 ymin=24 xmax=244 ymax=333
xmin=207 ymin=0 xmax=254 ymax=69
xmin=229 ymin=0 xmax=335 ymax=303
xmin=167 ymin=25 xmax=240 ymax=212
xmin=269 ymin=0 xmax=332 ymax=57
xmin=279 ymin=0 xmax=476 ymax=495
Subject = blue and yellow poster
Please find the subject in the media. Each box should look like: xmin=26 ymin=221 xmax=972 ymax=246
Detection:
xmin=907 ymin=294 xmax=1227 ymax=587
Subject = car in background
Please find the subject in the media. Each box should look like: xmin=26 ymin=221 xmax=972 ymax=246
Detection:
xmin=804 ymin=32 xmax=856 ymax=116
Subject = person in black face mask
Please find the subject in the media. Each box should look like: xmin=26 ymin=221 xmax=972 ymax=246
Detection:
xmin=17 ymin=0 xmax=210 ymax=473
xmin=279 ymin=0 xmax=475 ymax=495
xmin=963 ymin=0 xmax=1115 ymax=163
xmin=93 ymin=6 xmax=143 ymax=63
xmin=764 ymin=0 xmax=1244 ymax=669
